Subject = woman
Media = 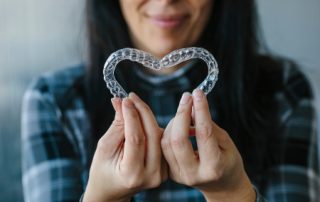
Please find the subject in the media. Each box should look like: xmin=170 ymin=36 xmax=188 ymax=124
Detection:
xmin=22 ymin=0 xmax=319 ymax=201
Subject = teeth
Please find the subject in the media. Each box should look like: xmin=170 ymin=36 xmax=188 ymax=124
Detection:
xmin=103 ymin=47 xmax=219 ymax=98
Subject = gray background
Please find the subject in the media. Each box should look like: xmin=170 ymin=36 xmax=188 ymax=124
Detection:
xmin=0 ymin=0 xmax=319 ymax=201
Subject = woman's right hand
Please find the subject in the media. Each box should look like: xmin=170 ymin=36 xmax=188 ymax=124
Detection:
xmin=83 ymin=93 xmax=167 ymax=202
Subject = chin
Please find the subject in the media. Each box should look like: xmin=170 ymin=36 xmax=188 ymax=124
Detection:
xmin=149 ymin=41 xmax=185 ymax=58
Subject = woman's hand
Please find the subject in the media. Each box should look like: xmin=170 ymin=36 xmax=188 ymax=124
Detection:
xmin=83 ymin=93 xmax=167 ymax=202
xmin=161 ymin=89 xmax=256 ymax=202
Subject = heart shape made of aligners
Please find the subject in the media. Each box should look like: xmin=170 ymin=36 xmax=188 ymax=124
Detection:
xmin=103 ymin=47 xmax=219 ymax=98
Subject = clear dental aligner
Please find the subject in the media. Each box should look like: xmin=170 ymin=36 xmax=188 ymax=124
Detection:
xmin=103 ymin=47 xmax=219 ymax=98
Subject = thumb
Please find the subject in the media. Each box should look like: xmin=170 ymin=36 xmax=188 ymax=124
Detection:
xmin=97 ymin=98 xmax=124 ymax=158
xmin=102 ymin=97 xmax=124 ymax=140
xmin=111 ymin=97 xmax=124 ymax=127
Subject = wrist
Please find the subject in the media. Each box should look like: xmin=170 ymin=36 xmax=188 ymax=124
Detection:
xmin=83 ymin=192 xmax=131 ymax=202
xmin=201 ymin=173 xmax=256 ymax=202
xmin=83 ymin=186 xmax=132 ymax=202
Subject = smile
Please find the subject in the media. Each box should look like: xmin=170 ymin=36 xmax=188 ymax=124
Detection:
xmin=147 ymin=14 xmax=188 ymax=29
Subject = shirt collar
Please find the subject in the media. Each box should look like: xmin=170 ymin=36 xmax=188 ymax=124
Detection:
xmin=133 ymin=60 xmax=198 ymax=87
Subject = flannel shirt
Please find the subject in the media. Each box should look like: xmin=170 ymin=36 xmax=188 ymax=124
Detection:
xmin=22 ymin=62 xmax=319 ymax=202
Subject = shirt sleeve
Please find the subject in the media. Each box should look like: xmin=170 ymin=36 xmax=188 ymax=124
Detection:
xmin=263 ymin=68 xmax=319 ymax=201
xmin=21 ymin=78 xmax=83 ymax=202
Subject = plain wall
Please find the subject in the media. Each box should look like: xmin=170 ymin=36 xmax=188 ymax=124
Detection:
xmin=0 ymin=1 xmax=85 ymax=201
xmin=0 ymin=1 xmax=319 ymax=201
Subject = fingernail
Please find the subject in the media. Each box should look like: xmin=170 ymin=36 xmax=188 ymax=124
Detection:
xmin=111 ymin=97 xmax=118 ymax=109
xmin=193 ymin=89 xmax=203 ymax=102
xmin=111 ymin=97 xmax=120 ymax=104
xmin=123 ymin=98 xmax=134 ymax=108
xmin=111 ymin=98 xmax=116 ymax=109
xmin=129 ymin=92 xmax=139 ymax=100
xmin=180 ymin=92 xmax=191 ymax=105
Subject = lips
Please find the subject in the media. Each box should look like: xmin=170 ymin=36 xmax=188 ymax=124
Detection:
xmin=147 ymin=14 xmax=188 ymax=28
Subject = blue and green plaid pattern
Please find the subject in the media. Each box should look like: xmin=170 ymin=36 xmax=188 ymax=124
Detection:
xmin=22 ymin=64 xmax=318 ymax=202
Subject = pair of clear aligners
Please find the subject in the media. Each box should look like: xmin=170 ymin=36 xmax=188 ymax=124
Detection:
xmin=103 ymin=47 xmax=219 ymax=98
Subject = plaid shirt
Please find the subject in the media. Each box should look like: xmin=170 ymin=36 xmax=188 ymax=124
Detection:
xmin=22 ymin=63 xmax=319 ymax=202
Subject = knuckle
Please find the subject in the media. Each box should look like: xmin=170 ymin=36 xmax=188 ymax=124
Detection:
xmin=194 ymin=102 xmax=207 ymax=112
xmin=206 ymin=169 xmax=223 ymax=182
xmin=180 ymin=168 xmax=198 ymax=186
xmin=218 ymin=127 xmax=228 ymax=136
xmin=127 ymin=109 xmax=139 ymax=119
xmin=96 ymin=136 xmax=116 ymax=157
xmin=96 ymin=137 xmax=108 ymax=151
xmin=199 ymin=163 xmax=224 ymax=183
xmin=127 ymin=132 xmax=145 ymax=146
xmin=139 ymin=102 xmax=152 ymax=113
xmin=175 ymin=106 xmax=188 ymax=117
xmin=112 ymin=118 xmax=123 ymax=127
xmin=161 ymin=136 xmax=170 ymax=149
xmin=197 ymin=123 xmax=213 ymax=140
xmin=170 ymin=136 xmax=185 ymax=148
xmin=147 ymin=172 xmax=162 ymax=188
xmin=161 ymin=137 xmax=170 ymax=149
xmin=183 ymin=176 xmax=198 ymax=187
xmin=219 ymin=129 xmax=230 ymax=143
xmin=123 ymin=175 xmax=144 ymax=189
xmin=97 ymin=136 xmax=105 ymax=145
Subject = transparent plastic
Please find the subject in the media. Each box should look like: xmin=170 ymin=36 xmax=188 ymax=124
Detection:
xmin=103 ymin=47 xmax=219 ymax=98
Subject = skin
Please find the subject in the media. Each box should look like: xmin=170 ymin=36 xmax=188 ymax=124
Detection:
xmin=84 ymin=94 xmax=168 ymax=202
xmin=161 ymin=90 xmax=255 ymax=202
xmin=84 ymin=0 xmax=256 ymax=201
xmin=119 ymin=0 xmax=213 ymax=74
xmin=84 ymin=92 xmax=255 ymax=202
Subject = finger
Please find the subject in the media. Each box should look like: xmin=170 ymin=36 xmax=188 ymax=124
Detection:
xmin=191 ymin=99 xmax=231 ymax=151
xmin=192 ymin=89 xmax=220 ymax=164
xmin=107 ymin=97 xmax=124 ymax=137
xmin=211 ymin=121 xmax=232 ymax=151
xmin=97 ymin=98 xmax=125 ymax=159
xmin=161 ymin=119 xmax=180 ymax=173
xmin=111 ymin=97 xmax=124 ymax=123
xmin=170 ymin=92 xmax=197 ymax=169
xmin=129 ymin=92 xmax=162 ymax=171
xmin=122 ymin=98 xmax=145 ymax=168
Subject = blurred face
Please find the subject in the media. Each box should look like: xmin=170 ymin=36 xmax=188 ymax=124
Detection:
xmin=119 ymin=0 xmax=213 ymax=58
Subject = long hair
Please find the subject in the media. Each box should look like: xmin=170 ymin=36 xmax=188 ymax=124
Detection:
xmin=85 ymin=0 xmax=284 ymax=186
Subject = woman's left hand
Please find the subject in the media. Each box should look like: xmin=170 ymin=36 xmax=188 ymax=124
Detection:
xmin=161 ymin=89 xmax=256 ymax=202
